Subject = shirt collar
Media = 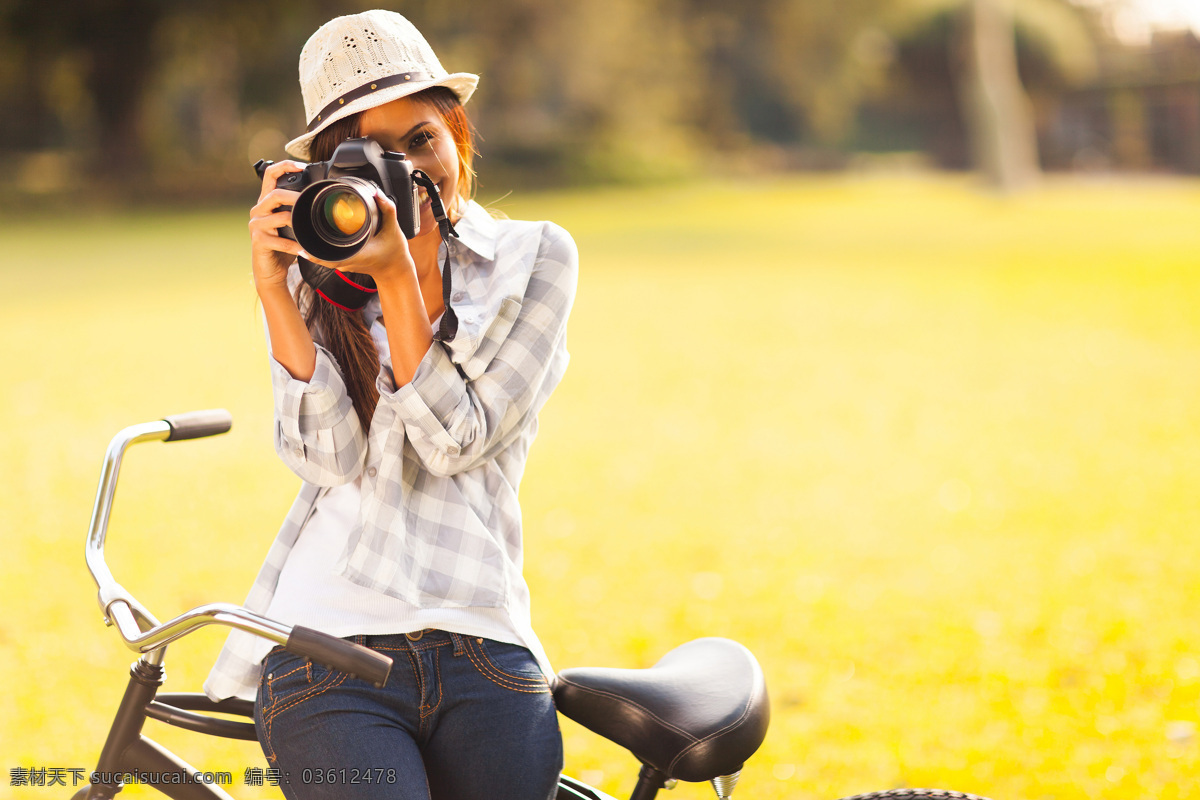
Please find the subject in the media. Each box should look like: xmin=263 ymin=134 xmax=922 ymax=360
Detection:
xmin=450 ymin=199 xmax=498 ymax=261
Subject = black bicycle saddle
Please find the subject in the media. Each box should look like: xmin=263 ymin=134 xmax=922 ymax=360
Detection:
xmin=553 ymin=637 xmax=770 ymax=782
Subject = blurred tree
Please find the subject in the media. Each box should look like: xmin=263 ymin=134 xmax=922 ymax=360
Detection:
xmin=763 ymin=0 xmax=901 ymax=145
xmin=673 ymin=0 xmax=899 ymax=154
xmin=394 ymin=0 xmax=706 ymax=184
xmin=887 ymin=0 xmax=1096 ymax=188
xmin=0 ymin=0 xmax=1111 ymax=200
xmin=961 ymin=0 xmax=1040 ymax=189
xmin=0 ymin=0 xmax=365 ymax=192
xmin=4 ymin=0 xmax=164 ymax=178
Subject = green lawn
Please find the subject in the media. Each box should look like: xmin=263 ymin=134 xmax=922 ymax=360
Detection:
xmin=2 ymin=173 xmax=1199 ymax=800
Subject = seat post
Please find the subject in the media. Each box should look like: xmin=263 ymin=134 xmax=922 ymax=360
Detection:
xmin=711 ymin=771 xmax=741 ymax=799
xmin=629 ymin=763 xmax=668 ymax=800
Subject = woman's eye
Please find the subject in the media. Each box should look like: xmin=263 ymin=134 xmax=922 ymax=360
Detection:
xmin=410 ymin=131 xmax=433 ymax=149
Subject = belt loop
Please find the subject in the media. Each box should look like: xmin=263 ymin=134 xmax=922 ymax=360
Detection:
xmin=449 ymin=632 xmax=465 ymax=656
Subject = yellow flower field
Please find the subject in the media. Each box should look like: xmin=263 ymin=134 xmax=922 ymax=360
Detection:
xmin=1 ymin=173 xmax=1198 ymax=800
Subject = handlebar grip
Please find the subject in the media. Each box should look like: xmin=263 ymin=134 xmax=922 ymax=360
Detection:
xmin=286 ymin=626 xmax=393 ymax=688
xmin=162 ymin=410 xmax=233 ymax=442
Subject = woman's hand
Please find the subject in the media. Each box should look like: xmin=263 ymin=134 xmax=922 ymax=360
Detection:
xmin=248 ymin=160 xmax=307 ymax=291
xmin=300 ymin=188 xmax=419 ymax=286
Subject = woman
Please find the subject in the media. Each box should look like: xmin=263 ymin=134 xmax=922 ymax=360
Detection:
xmin=203 ymin=11 xmax=577 ymax=800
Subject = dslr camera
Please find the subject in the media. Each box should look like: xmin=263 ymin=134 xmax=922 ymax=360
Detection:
xmin=256 ymin=137 xmax=422 ymax=261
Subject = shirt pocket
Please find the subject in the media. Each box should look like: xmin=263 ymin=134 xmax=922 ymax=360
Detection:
xmin=460 ymin=297 xmax=522 ymax=381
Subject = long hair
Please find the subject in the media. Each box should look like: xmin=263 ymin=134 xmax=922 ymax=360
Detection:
xmin=297 ymin=87 xmax=477 ymax=431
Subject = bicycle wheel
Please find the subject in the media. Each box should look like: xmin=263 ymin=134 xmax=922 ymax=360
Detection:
xmin=835 ymin=790 xmax=995 ymax=800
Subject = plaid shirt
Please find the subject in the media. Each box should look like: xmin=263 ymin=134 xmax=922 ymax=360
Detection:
xmin=204 ymin=201 xmax=576 ymax=700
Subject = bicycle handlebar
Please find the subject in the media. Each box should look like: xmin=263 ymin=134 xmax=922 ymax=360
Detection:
xmin=86 ymin=411 xmax=394 ymax=688
xmin=287 ymin=627 xmax=393 ymax=687
xmin=163 ymin=409 xmax=233 ymax=441
xmin=104 ymin=600 xmax=393 ymax=688
xmin=86 ymin=415 xmax=227 ymax=616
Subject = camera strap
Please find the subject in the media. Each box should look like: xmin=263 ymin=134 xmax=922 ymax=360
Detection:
xmin=297 ymin=257 xmax=378 ymax=312
xmin=412 ymin=170 xmax=460 ymax=344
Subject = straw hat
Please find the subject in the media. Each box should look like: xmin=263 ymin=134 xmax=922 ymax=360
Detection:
xmin=285 ymin=10 xmax=478 ymax=160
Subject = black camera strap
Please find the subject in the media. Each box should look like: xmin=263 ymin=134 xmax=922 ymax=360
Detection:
xmin=412 ymin=170 xmax=459 ymax=344
xmin=297 ymin=257 xmax=377 ymax=311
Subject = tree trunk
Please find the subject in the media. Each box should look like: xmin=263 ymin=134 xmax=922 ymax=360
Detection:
xmin=958 ymin=0 xmax=1039 ymax=191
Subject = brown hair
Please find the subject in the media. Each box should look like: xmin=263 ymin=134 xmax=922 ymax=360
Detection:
xmin=297 ymin=87 xmax=477 ymax=431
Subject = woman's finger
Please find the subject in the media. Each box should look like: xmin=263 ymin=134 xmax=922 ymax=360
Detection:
xmin=248 ymin=220 xmax=303 ymax=255
xmin=295 ymin=250 xmax=337 ymax=269
xmin=257 ymin=160 xmax=308 ymax=203
xmin=372 ymin=188 xmax=413 ymax=244
xmin=253 ymin=187 xmax=302 ymax=215
xmin=249 ymin=209 xmax=295 ymax=233
xmin=263 ymin=159 xmax=307 ymax=181
xmin=254 ymin=232 xmax=304 ymax=257
xmin=374 ymin=188 xmax=398 ymax=223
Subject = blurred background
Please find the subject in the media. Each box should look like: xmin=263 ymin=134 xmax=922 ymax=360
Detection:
xmin=3 ymin=0 xmax=1200 ymax=199
xmin=2 ymin=2 xmax=1200 ymax=800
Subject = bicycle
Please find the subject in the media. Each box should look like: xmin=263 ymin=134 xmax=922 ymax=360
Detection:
xmin=73 ymin=410 xmax=997 ymax=800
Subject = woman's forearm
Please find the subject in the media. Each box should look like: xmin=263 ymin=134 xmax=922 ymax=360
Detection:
xmin=376 ymin=270 xmax=434 ymax=387
xmin=257 ymin=278 xmax=317 ymax=381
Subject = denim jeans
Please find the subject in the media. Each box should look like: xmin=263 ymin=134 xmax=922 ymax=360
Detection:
xmin=254 ymin=630 xmax=562 ymax=800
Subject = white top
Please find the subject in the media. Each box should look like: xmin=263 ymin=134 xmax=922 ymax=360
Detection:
xmin=260 ymin=475 xmax=534 ymax=644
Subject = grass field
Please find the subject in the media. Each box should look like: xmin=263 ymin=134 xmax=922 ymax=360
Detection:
xmin=1 ymin=173 xmax=1199 ymax=800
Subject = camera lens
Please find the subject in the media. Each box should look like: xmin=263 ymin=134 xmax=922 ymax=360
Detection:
xmin=320 ymin=188 xmax=369 ymax=238
xmin=291 ymin=178 xmax=379 ymax=260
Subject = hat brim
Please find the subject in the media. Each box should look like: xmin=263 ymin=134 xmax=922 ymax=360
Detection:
xmin=284 ymin=72 xmax=478 ymax=161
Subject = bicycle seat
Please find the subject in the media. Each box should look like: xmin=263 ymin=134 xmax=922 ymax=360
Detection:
xmin=553 ymin=637 xmax=769 ymax=782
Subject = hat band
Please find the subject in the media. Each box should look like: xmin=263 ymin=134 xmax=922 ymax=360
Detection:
xmin=307 ymin=71 xmax=436 ymax=132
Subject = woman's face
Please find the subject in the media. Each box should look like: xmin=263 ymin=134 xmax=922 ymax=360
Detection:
xmin=359 ymin=95 xmax=462 ymax=238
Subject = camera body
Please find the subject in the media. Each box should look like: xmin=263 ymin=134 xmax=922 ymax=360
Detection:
xmin=259 ymin=137 xmax=421 ymax=261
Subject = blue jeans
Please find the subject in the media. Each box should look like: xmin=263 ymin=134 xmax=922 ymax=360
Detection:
xmin=254 ymin=630 xmax=562 ymax=800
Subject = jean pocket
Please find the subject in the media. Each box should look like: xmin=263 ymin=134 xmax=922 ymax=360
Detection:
xmin=259 ymin=647 xmax=342 ymax=723
xmin=465 ymin=638 xmax=550 ymax=693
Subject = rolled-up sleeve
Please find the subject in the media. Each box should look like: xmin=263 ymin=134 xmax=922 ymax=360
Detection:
xmin=270 ymin=342 xmax=367 ymax=485
xmin=380 ymin=223 xmax=578 ymax=477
